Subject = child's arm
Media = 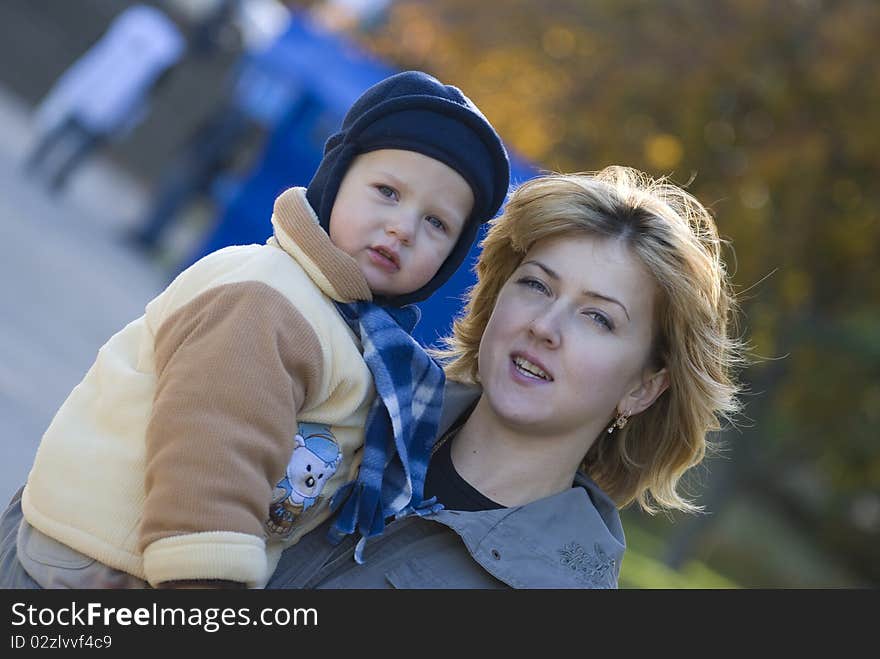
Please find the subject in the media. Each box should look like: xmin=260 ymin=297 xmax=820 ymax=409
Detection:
xmin=139 ymin=282 xmax=323 ymax=587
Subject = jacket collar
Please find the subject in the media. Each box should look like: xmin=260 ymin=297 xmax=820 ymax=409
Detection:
xmin=270 ymin=187 xmax=372 ymax=303
xmin=431 ymin=380 xmax=626 ymax=588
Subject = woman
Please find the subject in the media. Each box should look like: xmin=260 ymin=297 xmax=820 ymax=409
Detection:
xmin=266 ymin=165 xmax=743 ymax=589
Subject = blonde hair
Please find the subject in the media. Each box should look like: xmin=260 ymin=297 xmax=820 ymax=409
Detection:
xmin=433 ymin=166 xmax=744 ymax=514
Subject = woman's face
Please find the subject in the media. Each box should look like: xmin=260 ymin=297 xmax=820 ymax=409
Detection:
xmin=477 ymin=233 xmax=665 ymax=443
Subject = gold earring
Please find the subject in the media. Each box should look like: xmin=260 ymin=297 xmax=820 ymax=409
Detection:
xmin=606 ymin=410 xmax=630 ymax=434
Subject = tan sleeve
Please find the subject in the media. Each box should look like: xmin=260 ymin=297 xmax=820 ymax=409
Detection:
xmin=140 ymin=281 xmax=324 ymax=553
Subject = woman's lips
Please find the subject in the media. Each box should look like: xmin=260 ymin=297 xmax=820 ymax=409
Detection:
xmin=509 ymin=355 xmax=554 ymax=384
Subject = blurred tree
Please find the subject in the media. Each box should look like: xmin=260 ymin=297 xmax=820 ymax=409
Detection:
xmin=316 ymin=0 xmax=880 ymax=585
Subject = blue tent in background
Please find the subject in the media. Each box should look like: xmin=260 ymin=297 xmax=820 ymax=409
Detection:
xmin=183 ymin=10 xmax=539 ymax=346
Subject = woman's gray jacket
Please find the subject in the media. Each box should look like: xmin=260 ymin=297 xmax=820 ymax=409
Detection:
xmin=266 ymin=381 xmax=626 ymax=589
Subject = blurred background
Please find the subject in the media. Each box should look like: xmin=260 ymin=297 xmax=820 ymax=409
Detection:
xmin=0 ymin=0 xmax=876 ymax=588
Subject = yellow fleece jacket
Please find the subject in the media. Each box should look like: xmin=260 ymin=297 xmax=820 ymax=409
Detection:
xmin=22 ymin=188 xmax=375 ymax=587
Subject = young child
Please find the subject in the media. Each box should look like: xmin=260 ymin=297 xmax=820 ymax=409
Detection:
xmin=2 ymin=71 xmax=510 ymax=588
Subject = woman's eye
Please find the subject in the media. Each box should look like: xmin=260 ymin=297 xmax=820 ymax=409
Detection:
xmin=376 ymin=185 xmax=397 ymax=200
xmin=585 ymin=311 xmax=613 ymax=331
xmin=425 ymin=216 xmax=446 ymax=232
xmin=516 ymin=277 xmax=550 ymax=295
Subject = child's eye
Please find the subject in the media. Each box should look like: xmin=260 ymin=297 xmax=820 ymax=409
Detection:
xmin=425 ymin=215 xmax=446 ymax=232
xmin=376 ymin=185 xmax=397 ymax=200
xmin=516 ymin=277 xmax=550 ymax=295
xmin=584 ymin=310 xmax=613 ymax=331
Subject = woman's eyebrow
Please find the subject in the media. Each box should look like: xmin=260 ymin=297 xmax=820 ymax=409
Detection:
xmin=586 ymin=290 xmax=630 ymax=322
xmin=522 ymin=259 xmax=560 ymax=280
xmin=522 ymin=259 xmax=631 ymax=321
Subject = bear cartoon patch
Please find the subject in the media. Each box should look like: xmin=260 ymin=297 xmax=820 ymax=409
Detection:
xmin=266 ymin=423 xmax=342 ymax=537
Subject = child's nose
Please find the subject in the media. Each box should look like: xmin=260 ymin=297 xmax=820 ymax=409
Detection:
xmin=385 ymin=210 xmax=418 ymax=245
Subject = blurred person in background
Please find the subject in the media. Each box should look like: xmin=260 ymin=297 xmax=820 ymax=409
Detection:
xmin=21 ymin=3 xmax=185 ymax=194
xmin=266 ymin=166 xmax=745 ymax=588
xmin=124 ymin=0 xmax=293 ymax=254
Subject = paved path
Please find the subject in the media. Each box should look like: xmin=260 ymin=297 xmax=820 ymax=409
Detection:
xmin=0 ymin=86 xmax=166 ymax=504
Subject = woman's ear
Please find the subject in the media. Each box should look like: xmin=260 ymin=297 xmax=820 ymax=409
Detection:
xmin=620 ymin=368 xmax=669 ymax=417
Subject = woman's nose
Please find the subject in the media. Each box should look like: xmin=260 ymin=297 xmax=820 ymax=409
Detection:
xmin=528 ymin=304 xmax=562 ymax=348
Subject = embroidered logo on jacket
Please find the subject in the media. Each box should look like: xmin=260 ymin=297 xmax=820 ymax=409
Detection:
xmin=557 ymin=542 xmax=617 ymax=588
xmin=266 ymin=423 xmax=342 ymax=538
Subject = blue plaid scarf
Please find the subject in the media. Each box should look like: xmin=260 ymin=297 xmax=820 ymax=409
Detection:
xmin=328 ymin=301 xmax=445 ymax=561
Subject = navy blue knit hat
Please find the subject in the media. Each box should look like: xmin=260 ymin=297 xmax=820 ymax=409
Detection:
xmin=306 ymin=70 xmax=510 ymax=307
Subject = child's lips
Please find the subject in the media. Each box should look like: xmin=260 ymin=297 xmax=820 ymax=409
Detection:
xmin=368 ymin=246 xmax=400 ymax=272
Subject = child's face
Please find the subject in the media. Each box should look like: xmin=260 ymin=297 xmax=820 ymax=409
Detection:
xmin=329 ymin=149 xmax=474 ymax=297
